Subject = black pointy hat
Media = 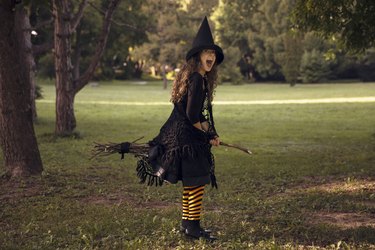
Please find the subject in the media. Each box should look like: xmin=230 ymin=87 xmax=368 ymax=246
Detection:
xmin=186 ymin=16 xmax=224 ymax=65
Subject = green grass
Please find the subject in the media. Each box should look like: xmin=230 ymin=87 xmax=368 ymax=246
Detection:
xmin=38 ymin=78 xmax=375 ymax=102
xmin=1 ymin=81 xmax=375 ymax=249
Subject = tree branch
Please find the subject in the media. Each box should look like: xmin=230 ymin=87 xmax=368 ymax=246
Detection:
xmin=87 ymin=1 xmax=147 ymax=32
xmin=70 ymin=0 xmax=88 ymax=32
xmin=74 ymin=0 xmax=121 ymax=93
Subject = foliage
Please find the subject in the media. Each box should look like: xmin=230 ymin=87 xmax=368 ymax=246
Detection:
xmin=292 ymin=0 xmax=375 ymax=52
xmin=297 ymin=32 xmax=337 ymax=83
xmin=213 ymin=0 xmax=259 ymax=52
xmin=132 ymin=0 xmax=219 ymax=78
xmin=331 ymin=53 xmax=359 ymax=80
xmin=218 ymin=46 xmax=243 ymax=84
xmin=357 ymin=49 xmax=375 ymax=82
xmin=276 ymin=32 xmax=304 ymax=86
xmin=37 ymin=53 xmax=55 ymax=78
xmin=214 ymin=0 xmax=375 ymax=83
xmin=99 ymin=0 xmax=150 ymax=80
xmin=132 ymin=1 xmax=185 ymax=67
xmin=1 ymin=81 xmax=374 ymax=248
xmin=300 ymin=49 xmax=332 ymax=83
xmin=34 ymin=0 xmax=149 ymax=80
xmin=214 ymin=0 xmax=299 ymax=81
xmin=31 ymin=0 xmax=375 ymax=83
xmin=35 ymin=85 xmax=43 ymax=99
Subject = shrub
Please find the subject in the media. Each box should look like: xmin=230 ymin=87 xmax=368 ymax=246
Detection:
xmin=358 ymin=49 xmax=375 ymax=82
xmin=300 ymin=49 xmax=332 ymax=83
xmin=278 ymin=33 xmax=303 ymax=86
xmin=218 ymin=46 xmax=243 ymax=84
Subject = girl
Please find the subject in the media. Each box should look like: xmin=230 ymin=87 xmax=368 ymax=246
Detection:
xmin=137 ymin=16 xmax=224 ymax=241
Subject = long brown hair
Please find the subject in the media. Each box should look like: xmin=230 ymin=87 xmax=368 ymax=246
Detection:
xmin=171 ymin=54 xmax=218 ymax=103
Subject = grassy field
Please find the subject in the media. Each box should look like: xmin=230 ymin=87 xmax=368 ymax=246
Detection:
xmin=1 ymin=81 xmax=375 ymax=249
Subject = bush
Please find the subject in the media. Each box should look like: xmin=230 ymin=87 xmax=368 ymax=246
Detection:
xmin=330 ymin=53 xmax=359 ymax=79
xmin=277 ymin=33 xmax=303 ymax=86
xmin=35 ymin=85 xmax=43 ymax=99
xmin=218 ymin=46 xmax=243 ymax=84
xmin=358 ymin=49 xmax=375 ymax=82
xmin=300 ymin=49 xmax=332 ymax=83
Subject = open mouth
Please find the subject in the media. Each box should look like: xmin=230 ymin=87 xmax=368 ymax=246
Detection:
xmin=206 ymin=60 xmax=213 ymax=67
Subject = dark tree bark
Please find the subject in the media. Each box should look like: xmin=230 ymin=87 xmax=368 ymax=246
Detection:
xmin=0 ymin=2 xmax=43 ymax=178
xmin=52 ymin=0 xmax=120 ymax=136
xmin=19 ymin=7 xmax=39 ymax=121
xmin=72 ymin=24 xmax=82 ymax=80
xmin=53 ymin=0 xmax=76 ymax=135
xmin=162 ymin=64 xmax=168 ymax=90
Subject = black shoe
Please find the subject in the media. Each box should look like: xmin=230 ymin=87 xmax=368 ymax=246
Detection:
xmin=180 ymin=225 xmax=212 ymax=234
xmin=183 ymin=228 xmax=217 ymax=241
xmin=180 ymin=219 xmax=212 ymax=234
xmin=182 ymin=220 xmax=217 ymax=241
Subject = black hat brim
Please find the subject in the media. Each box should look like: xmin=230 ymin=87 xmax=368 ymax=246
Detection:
xmin=186 ymin=44 xmax=224 ymax=65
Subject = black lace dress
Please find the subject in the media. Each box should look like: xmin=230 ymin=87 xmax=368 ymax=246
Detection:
xmin=136 ymin=72 xmax=219 ymax=188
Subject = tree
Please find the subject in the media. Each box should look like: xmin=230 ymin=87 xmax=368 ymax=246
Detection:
xmin=3 ymin=1 xmax=54 ymax=122
xmin=277 ymin=32 xmax=303 ymax=86
xmin=132 ymin=0 xmax=187 ymax=89
xmin=52 ymin=0 xmax=120 ymax=136
xmin=215 ymin=0 xmax=353 ymax=83
xmin=213 ymin=0 xmax=259 ymax=52
xmin=292 ymin=0 xmax=375 ymax=51
xmin=35 ymin=1 xmax=148 ymax=81
xmin=300 ymin=49 xmax=332 ymax=83
xmin=97 ymin=0 xmax=149 ymax=80
xmin=0 ymin=2 xmax=43 ymax=178
xmin=214 ymin=0 xmax=298 ymax=81
xmin=132 ymin=0 xmax=219 ymax=87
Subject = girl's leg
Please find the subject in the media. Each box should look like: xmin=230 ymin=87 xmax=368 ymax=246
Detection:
xmin=181 ymin=186 xmax=193 ymax=231
xmin=187 ymin=185 xmax=204 ymax=222
xmin=181 ymin=185 xmax=204 ymax=237
xmin=181 ymin=185 xmax=215 ymax=240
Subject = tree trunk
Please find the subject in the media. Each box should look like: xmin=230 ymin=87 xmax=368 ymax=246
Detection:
xmin=30 ymin=53 xmax=38 ymax=120
xmin=162 ymin=64 xmax=168 ymax=90
xmin=73 ymin=24 xmax=82 ymax=80
xmin=53 ymin=0 xmax=120 ymax=136
xmin=0 ymin=3 xmax=43 ymax=178
xmin=53 ymin=0 xmax=76 ymax=135
xmin=19 ymin=7 xmax=38 ymax=121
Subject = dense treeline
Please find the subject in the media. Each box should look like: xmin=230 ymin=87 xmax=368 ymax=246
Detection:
xmin=214 ymin=0 xmax=375 ymax=83
xmin=35 ymin=0 xmax=375 ymax=84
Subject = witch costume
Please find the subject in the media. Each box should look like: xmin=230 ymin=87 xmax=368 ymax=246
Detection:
xmin=135 ymin=17 xmax=224 ymax=240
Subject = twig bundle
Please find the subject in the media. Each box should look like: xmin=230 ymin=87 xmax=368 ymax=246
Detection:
xmin=91 ymin=136 xmax=148 ymax=159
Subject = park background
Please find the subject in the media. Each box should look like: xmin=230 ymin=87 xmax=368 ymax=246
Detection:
xmin=0 ymin=0 xmax=374 ymax=249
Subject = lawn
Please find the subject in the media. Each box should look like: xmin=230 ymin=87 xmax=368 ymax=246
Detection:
xmin=1 ymin=81 xmax=375 ymax=249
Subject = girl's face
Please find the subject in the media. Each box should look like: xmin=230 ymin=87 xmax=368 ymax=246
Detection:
xmin=199 ymin=49 xmax=216 ymax=72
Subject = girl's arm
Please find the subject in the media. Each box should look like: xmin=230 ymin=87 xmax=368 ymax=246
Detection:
xmin=186 ymin=73 xmax=205 ymax=130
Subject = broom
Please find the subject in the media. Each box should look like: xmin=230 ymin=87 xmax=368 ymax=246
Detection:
xmin=91 ymin=136 xmax=252 ymax=160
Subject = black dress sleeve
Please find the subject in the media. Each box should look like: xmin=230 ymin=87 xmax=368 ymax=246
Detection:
xmin=208 ymin=105 xmax=219 ymax=139
xmin=186 ymin=73 xmax=204 ymax=124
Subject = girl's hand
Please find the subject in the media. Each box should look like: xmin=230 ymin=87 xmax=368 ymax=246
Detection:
xmin=210 ymin=136 xmax=220 ymax=146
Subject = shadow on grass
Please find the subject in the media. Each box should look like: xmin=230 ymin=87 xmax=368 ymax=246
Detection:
xmin=242 ymin=176 xmax=375 ymax=246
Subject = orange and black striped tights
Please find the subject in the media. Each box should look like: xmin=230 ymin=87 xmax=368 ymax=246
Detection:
xmin=182 ymin=185 xmax=205 ymax=221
